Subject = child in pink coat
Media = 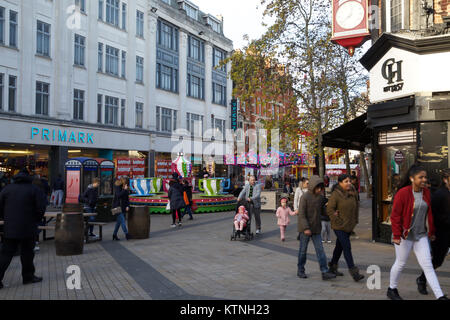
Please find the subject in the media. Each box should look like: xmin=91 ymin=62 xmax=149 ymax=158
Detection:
xmin=276 ymin=197 xmax=297 ymax=242
xmin=234 ymin=205 xmax=250 ymax=233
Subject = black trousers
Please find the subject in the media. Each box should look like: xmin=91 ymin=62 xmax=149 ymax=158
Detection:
xmin=171 ymin=209 xmax=182 ymax=224
xmin=0 ymin=238 xmax=36 ymax=282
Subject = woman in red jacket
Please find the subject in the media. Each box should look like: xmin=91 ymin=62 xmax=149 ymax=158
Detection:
xmin=387 ymin=165 xmax=448 ymax=300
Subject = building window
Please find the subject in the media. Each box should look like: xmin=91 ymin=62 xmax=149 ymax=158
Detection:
xmin=186 ymin=112 xmax=203 ymax=136
xmin=136 ymin=102 xmax=143 ymax=128
xmin=136 ymin=10 xmax=144 ymax=37
xmin=161 ymin=0 xmax=171 ymax=4
xmin=106 ymin=0 xmax=119 ymax=26
xmin=121 ymin=51 xmax=126 ymax=78
xmin=105 ymin=45 xmax=119 ymax=76
xmin=0 ymin=7 xmax=4 ymax=45
xmin=8 ymin=75 xmax=16 ymax=112
xmin=210 ymin=19 xmax=221 ymax=33
xmin=105 ymin=95 xmax=119 ymax=125
xmin=9 ymin=10 xmax=17 ymax=48
xmin=185 ymin=3 xmax=198 ymax=20
xmin=74 ymin=34 xmax=85 ymax=66
xmin=213 ymin=48 xmax=226 ymax=72
xmin=121 ymin=3 xmax=126 ymax=30
xmin=36 ymin=81 xmax=49 ymax=116
xmin=37 ymin=20 xmax=50 ymax=56
xmin=187 ymin=74 xmax=204 ymax=100
xmin=136 ymin=56 xmax=144 ymax=83
xmin=75 ymin=0 xmax=86 ymax=13
xmin=98 ymin=0 xmax=104 ymax=20
xmin=73 ymin=89 xmax=84 ymax=120
xmin=120 ymin=99 xmax=125 ymax=126
xmin=158 ymin=20 xmax=178 ymax=51
xmin=188 ymin=35 xmax=204 ymax=62
xmin=156 ymin=63 xmax=178 ymax=93
xmin=212 ymin=83 xmax=226 ymax=106
xmin=156 ymin=106 xmax=177 ymax=133
xmin=97 ymin=94 xmax=102 ymax=123
xmin=390 ymin=0 xmax=402 ymax=32
xmin=213 ymin=118 xmax=226 ymax=140
xmin=0 ymin=73 xmax=3 ymax=110
xmin=98 ymin=43 xmax=103 ymax=71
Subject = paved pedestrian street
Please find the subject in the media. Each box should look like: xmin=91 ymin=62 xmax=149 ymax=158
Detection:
xmin=0 ymin=196 xmax=449 ymax=300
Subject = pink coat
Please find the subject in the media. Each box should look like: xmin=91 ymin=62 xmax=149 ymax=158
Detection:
xmin=276 ymin=206 xmax=296 ymax=226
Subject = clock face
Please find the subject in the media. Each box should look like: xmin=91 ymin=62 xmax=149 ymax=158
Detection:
xmin=336 ymin=1 xmax=365 ymax=30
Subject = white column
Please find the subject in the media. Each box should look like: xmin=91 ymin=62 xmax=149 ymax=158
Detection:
xmin=147 ymin=12 xmax=158 ymax=131
xmin=179 ymin=30 xmax=188 ymax=131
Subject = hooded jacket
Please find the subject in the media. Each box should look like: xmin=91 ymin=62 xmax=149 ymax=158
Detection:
xmin=113 ymin=183 xmax=130 ymax=213
xmin=327 ymin=184 xmax=359 ymax=233
xmin=83 ymin=184 xmax=99 ymax=209
xmin=0 ymin=171 xmax=47 ymax=239
xmin=168 ymin=180 xmax=186 ymax=210
xmin=297 ymin=176 xmax=326 ymax=234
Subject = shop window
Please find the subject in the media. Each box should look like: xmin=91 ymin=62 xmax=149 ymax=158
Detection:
xmin=418 ymin=122 xmax=450 ymax=189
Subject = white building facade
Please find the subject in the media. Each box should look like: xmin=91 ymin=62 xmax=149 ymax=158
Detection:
xmin=0 ymin=0 xmax=233 ymax=182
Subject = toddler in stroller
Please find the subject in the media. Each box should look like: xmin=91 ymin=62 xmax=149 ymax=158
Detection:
xmin=230 ymin=203 xmax=254 ymax=241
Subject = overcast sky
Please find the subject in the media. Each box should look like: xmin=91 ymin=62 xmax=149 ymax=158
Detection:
xmin=192 ymin=0 xmax=269 ymax=49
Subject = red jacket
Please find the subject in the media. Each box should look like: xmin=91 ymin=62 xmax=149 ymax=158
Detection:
xmin=391 ymin=185 xmax=435 ymax=241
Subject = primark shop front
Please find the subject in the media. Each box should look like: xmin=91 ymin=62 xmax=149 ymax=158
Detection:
xmin=324 ymin=33 xmax=450 ymax=243
xmin=0 ymin=114 xmax=151 ymax=190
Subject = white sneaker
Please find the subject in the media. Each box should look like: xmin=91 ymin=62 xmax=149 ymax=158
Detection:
xmin=34 ymin=246 xmax=40 ymax=252
xmin=327 ymin=240 xmax=332 ymax=244
xmin=256 ymin=229 xmax=261 ymax=234
xmin=171 ymin=224 xmax=176 ymax=228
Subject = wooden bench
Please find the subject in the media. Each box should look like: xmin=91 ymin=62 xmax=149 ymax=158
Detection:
xmin=38 ymin=225 xmax=56 ymax=241
xmin=86 ymin=222 xmax=107 ymax=242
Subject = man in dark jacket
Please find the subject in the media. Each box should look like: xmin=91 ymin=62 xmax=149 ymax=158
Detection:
xmin=0 ymin=168 xmax=47 ymax=289
xmin=83 ymin=178 xmax=100 ymax=238
xmin=416 ymin=169 xmax=450 ymax=295
xmin=168 ymin=173 xmax=185 ymax=227
xmin=297 ymin=175 xmax=336 ymax=281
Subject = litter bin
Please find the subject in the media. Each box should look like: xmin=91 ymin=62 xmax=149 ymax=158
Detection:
xmin=55 ymin=212 xmax=84 ymax=256
xmin=128 ymin=206 xmax=150 ymax=239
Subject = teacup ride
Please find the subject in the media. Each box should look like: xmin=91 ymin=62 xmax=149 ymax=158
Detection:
xmin=129 ymin=176 xmax=236 ymax=214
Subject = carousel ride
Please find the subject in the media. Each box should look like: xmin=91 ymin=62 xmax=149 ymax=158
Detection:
xmin=129 ymin=154 xmax=236 ymax=214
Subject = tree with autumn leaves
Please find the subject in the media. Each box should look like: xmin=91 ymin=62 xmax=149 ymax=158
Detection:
xmin=222 ymin=39 xmax=301 ymax=153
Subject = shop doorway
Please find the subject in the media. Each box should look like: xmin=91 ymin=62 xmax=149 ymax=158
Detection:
xmin=376 ymin=128 xmax=417 ymax=243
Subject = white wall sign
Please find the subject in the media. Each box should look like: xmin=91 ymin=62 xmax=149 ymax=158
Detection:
xmin=369 ymin=47 xmax=450 ymax=103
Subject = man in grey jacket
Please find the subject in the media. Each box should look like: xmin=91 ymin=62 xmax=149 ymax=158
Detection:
xmin=238 ymin=175 xmax=262 ymax=234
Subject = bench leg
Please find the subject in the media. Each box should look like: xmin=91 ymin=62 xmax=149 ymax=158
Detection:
xmin=99 ymin=226 xmax=103 ymax=241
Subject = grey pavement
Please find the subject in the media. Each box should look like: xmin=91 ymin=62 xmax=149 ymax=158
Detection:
xmin=0 ymin=194 xmax=449 ymax=300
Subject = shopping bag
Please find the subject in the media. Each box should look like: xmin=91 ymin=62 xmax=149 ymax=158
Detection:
xmin=166 ymin=201 xmax=171 ymax=211
xmin=50 ymin=191 xmax=56 ymax=204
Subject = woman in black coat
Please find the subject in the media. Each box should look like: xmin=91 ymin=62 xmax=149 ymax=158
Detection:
xmin=168 ymin=173 xmax=185 ymax=227
xmin=112 ymin=178 xmax=130 ymax=241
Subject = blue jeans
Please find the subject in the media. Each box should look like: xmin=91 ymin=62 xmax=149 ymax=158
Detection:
xmin=85 ymin=207 xmax=96 ymax=234
xmin=297 ymin=233 xmax=329 ymax=274
xmin=182 ymin=206 xmax=193 ymax=219
xmin=330 ymin=230 xmax=355 ymax=269
xmin=113 ymin=213 xmax=128 ymax=236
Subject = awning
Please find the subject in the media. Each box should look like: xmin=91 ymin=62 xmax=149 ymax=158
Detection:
xmin=322 ymin=113 xmax=372 ymax=151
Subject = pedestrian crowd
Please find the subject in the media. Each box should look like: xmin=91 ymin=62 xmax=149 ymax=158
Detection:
xmin=0 ymin=165 xmax=448 ymax=300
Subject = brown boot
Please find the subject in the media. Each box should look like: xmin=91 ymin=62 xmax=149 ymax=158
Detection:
xmin=349 ymin=267 xmax=364 ymax=282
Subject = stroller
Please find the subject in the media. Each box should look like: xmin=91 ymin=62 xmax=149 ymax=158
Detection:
xmin=230 ymin=201 xmax=254 ymax=241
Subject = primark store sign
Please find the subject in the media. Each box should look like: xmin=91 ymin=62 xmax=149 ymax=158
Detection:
xmin=31 ymin=127 xmax=94 ymax=145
